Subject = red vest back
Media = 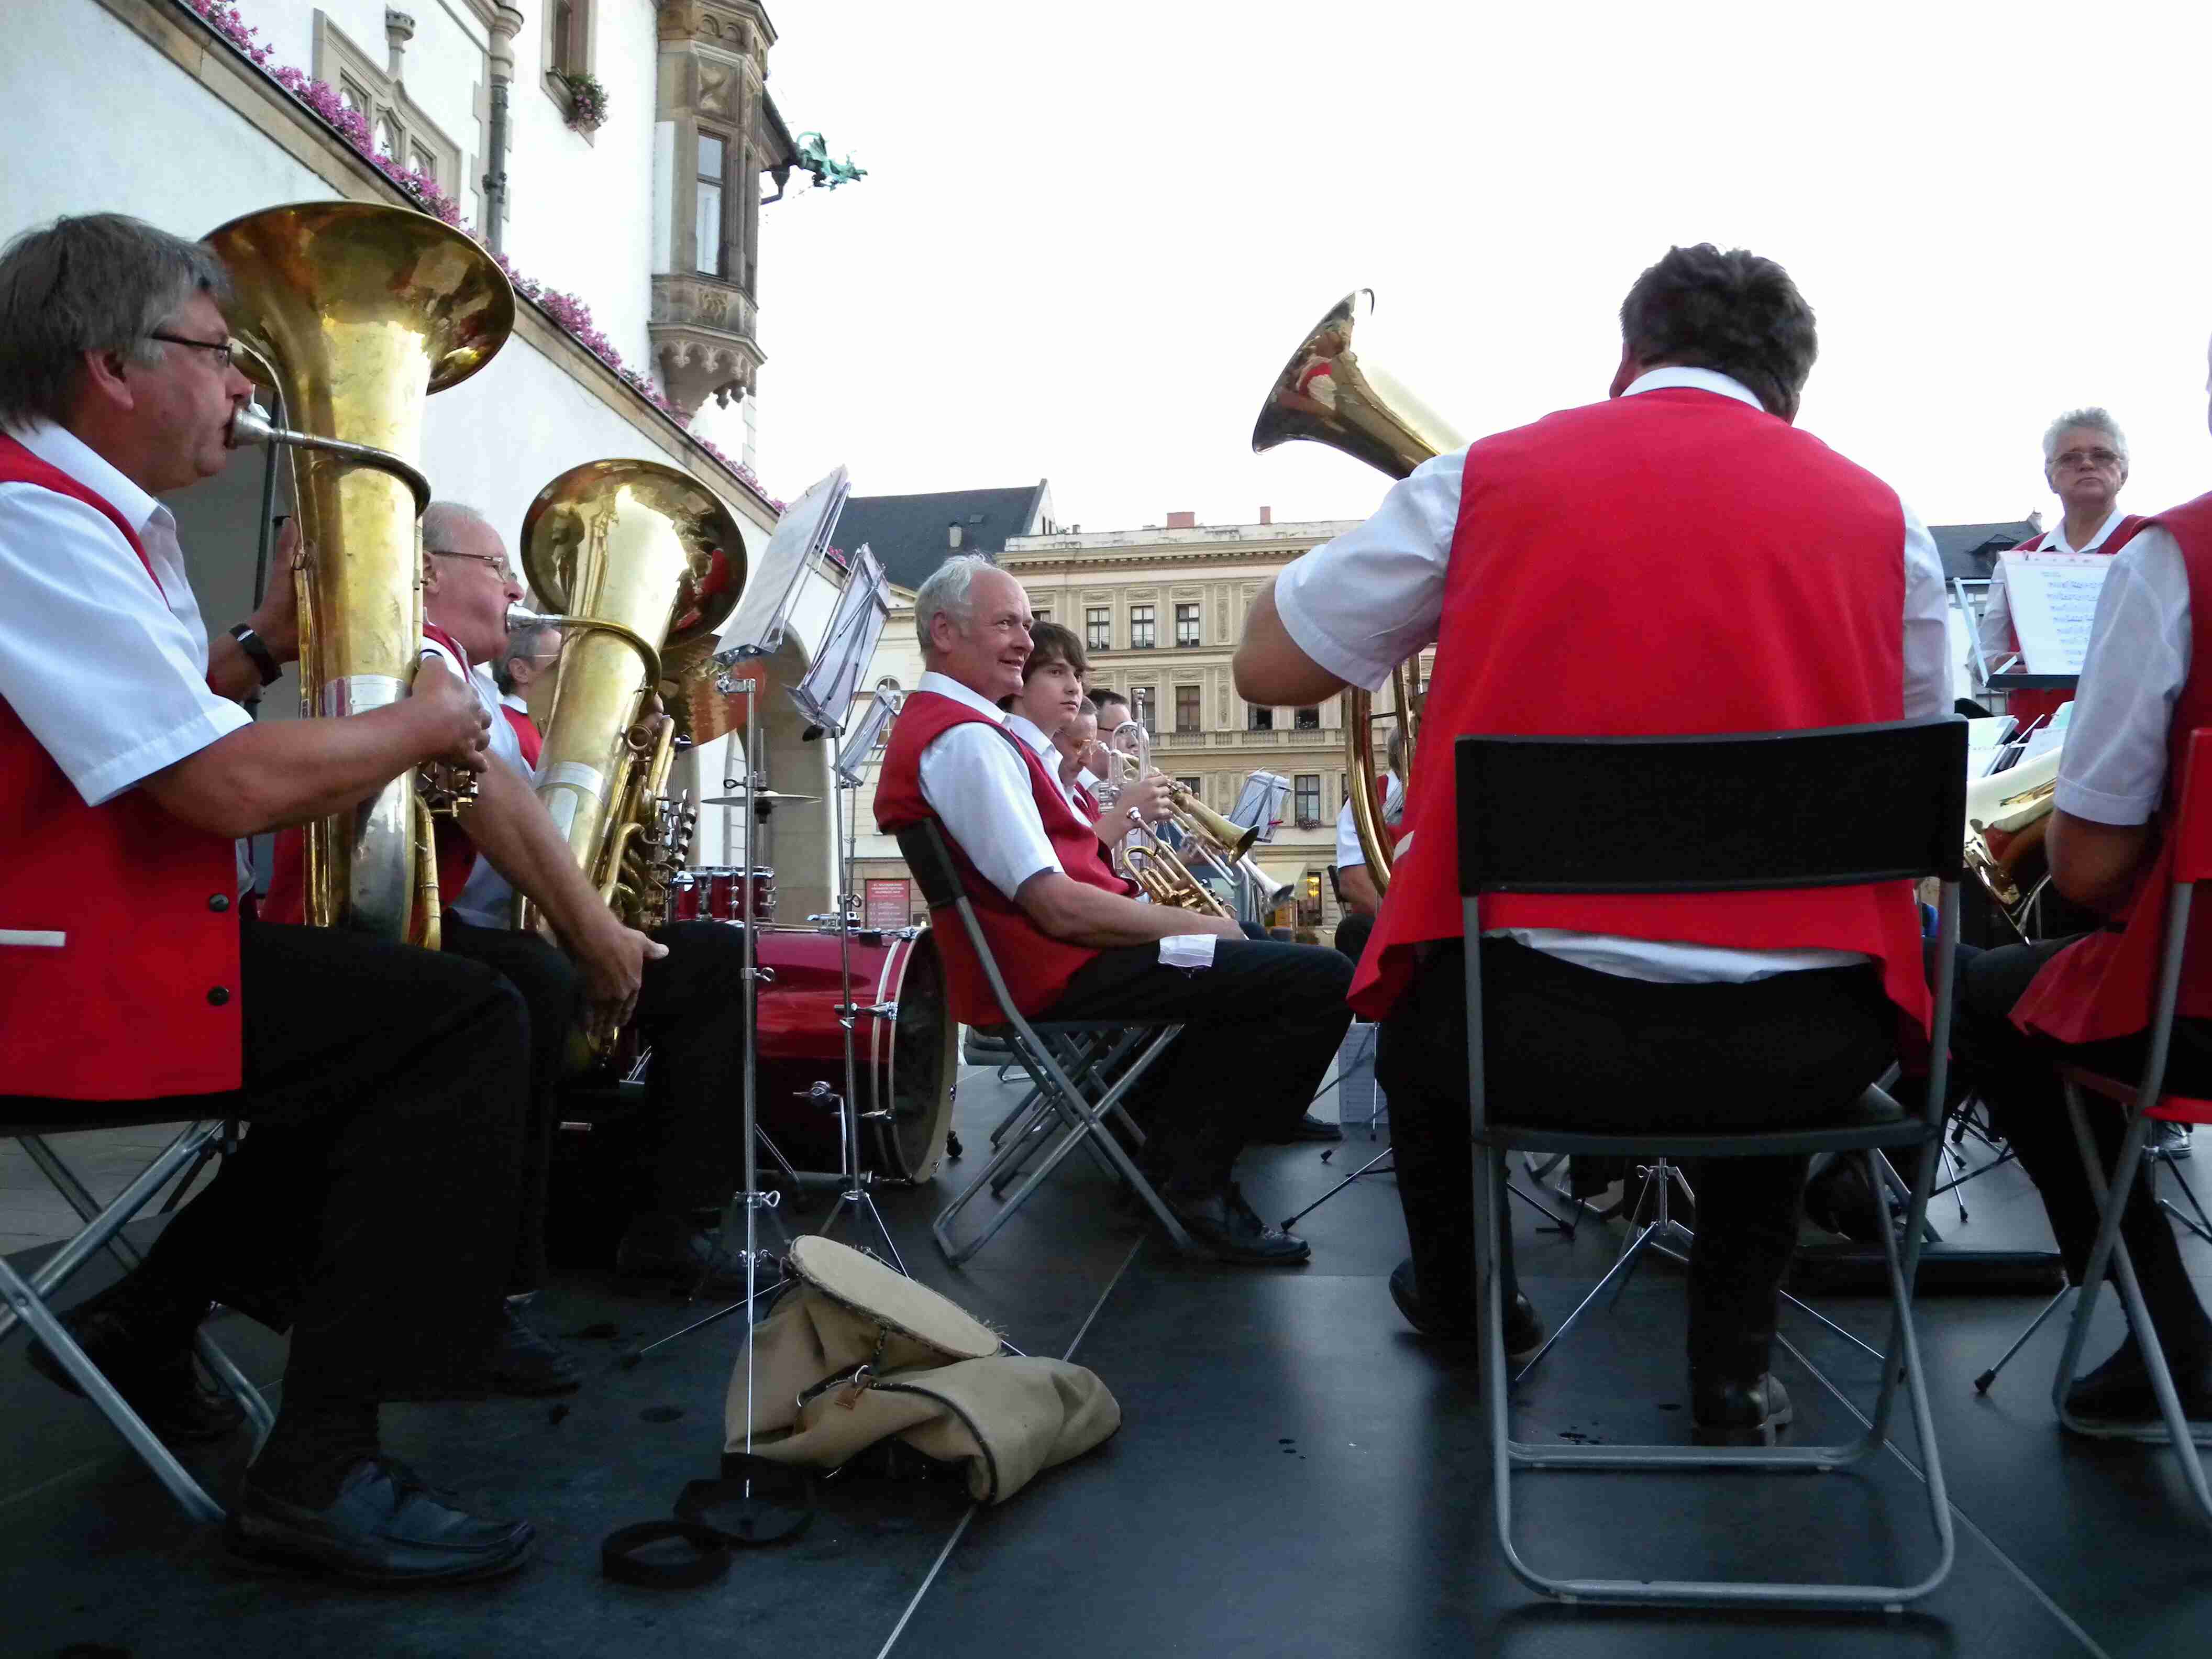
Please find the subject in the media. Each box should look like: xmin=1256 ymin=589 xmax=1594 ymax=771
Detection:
xmin=1348 ymin=388 xmax=1931 ymax=1033
xmin=2000 ymin=517 xmax=2147 ymax=729
xmin=261 ymin=622 xmax=477 ymax=931
xmin=876 ymin=690 xmax=1132 ymax=1024
xmin=502 ymin=704 xmax=544 ymax=768
xmin=0 ymin=436 xmax=242 ymax=1099
xmin=2012 ymin=493 xmax=2212 ymax=1045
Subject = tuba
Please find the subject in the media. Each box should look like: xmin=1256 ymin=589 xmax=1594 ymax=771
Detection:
xmin=512 ymin=460 xmax=745 ymax=977
xmin=207 ymin=201 xmax=513 ymax=944
xmin=1252 ymin=290 xmax=1463 ymax=893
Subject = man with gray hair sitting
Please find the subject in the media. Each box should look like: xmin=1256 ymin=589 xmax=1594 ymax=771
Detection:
xmin=492 ymin=614 xmax=561 ymax=766
xmin=876 ymin=554 xmax=1355 ymax=1263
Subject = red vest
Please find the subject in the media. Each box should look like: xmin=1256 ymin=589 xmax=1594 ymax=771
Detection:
xmin=502 ymin=704 xmax=544 ymax=768
xmin=877 ymin=690 xmax=1135 ymax=1025
xmin=0 ymin=436 xmax=243 ymax=1099
xmin=1348 ymin=388 xmax=1931 ymax=1034
xmin=261 ymin=622 xmax=477 ymax=930
xmin=1999 ymin=517 xmax=2147 ymax=728
xmin=2011 ymin=493 xmax=2212 ymax=1045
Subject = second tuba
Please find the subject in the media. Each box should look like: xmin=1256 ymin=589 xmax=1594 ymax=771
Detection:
xmin=514 ymin=460 xmax=745 ymax=959
xmin=207 ymin=201 xmax=513 ymax=943
xmin=1252 ymin=290 xmax=1462 ymax=894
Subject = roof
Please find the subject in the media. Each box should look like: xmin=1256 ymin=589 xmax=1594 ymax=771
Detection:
xmin=835 ymin=483 xmax=1053 ymax=593
xmin=1930 ymin=518 xmax=2041 ymax=582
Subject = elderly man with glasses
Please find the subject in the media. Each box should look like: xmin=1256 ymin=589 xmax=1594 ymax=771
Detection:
xmin=0 ymin=213 xmax=538 ymax=1585
xmin=494 ymin=617 xmax=562 ymax=766
xmin=1974 ymin=408 xmax=2147 ymax=727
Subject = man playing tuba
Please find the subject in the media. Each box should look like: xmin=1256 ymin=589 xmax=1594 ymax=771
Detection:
xmin=1237 ymin=245 xmax=1953 ymax=1443
xmin=0 ymin=214 xmax=538 ymax=1586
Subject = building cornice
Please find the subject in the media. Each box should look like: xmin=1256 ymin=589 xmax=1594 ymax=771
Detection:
xmin=100 ymin=0 xmax=778 ymax=527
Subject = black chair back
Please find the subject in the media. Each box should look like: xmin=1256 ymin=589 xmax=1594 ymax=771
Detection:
xmin=1455 ymin=716 xmax=1966 ymax=897
xmin=894 ymin=821 xmax=966 ymax=912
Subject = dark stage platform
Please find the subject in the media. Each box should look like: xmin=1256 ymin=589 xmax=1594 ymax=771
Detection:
xmin=4 ymin=1067 xmax=2207 ymax=1658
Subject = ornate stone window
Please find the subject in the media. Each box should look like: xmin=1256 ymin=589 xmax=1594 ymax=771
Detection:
xmin=314 ymin=12 xmax=462 ymax=192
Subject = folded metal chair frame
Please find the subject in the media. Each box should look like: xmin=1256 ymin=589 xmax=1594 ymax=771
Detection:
xmin=0 ymin=1119 xmax=274 ymax=1521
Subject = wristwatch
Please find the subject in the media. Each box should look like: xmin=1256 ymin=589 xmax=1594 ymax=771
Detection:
xmin=228 ymin=623 xmax=283 ymax=688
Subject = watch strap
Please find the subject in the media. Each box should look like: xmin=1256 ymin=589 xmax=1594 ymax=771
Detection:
xmin=228 ymin=623 xmax=282 ymax=688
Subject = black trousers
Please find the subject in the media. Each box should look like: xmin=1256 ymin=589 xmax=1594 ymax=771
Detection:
xmin=17 ymin=914 xmax=530 ymax=1401
xmin=1379 ymin=940 xmax=1894 ymax=1369
xmin=1952 ymin=937 xmax=2212 ymax=1351
xmin=628 ymin=920 xmax=754 ymax=1218
xmin=440 ymin=917 xmax=582 ymax=1295
xmin=1035 ymin=937 xmax=1355 ymax=1190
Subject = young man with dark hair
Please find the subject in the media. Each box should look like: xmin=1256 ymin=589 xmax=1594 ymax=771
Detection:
xmin=1237 ymin=244 xmax=1950 ymax=1440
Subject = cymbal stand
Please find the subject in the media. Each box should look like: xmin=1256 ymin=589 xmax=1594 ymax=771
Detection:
xmin=624 ymin=671 xmax=791 ymax=1366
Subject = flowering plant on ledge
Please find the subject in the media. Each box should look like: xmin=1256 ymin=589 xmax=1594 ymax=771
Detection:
xmin=173 ymin=0 xmax=781 ymax=512
xmin=560 ymin=72 xmax=609 ymax=134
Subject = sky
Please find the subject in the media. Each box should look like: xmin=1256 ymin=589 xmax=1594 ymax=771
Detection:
xmin=740 ymin=1 xmax=2212 ymax=537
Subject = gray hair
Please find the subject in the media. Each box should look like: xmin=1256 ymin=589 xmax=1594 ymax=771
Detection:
xmin=496 ymin=618 xmax=560 ymax=694
xmin=0 ymin=213 xmax=233 ymax=427
xmin=422 ymin=500 xmax=502 ymax=557
xmin=913 ymin=552 xmax=1002 ymax=651
xmin=2042 ymin=407 xmax=2128 ymax=469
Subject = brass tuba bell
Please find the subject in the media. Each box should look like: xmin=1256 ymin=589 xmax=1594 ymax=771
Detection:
xmin=1252 ymin=290 xmax=1463 ymax=893
xmin=206 ymin=201 xmax=513 ymax=943
xmin=513 ymin=460 xmax=745 ymax=973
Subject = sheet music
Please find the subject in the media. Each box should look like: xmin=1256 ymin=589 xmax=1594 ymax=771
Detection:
xmin=2000 ymin=550 xmax=2110 ymax=676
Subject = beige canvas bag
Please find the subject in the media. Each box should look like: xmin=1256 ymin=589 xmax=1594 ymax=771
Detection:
xmin=726 ymin=1235 xmax=1120 ymax=1503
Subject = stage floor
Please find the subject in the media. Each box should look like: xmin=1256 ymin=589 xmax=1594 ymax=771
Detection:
xmin=3 ymin=1065 xmax=2207 ymax=1658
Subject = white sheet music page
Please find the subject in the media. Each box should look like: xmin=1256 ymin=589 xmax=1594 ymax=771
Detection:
xmin=2000 ymin=550 xmax=2110 ymax=675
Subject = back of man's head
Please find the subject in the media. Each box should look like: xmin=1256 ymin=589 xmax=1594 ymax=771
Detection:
xmin=0 ymin=214 xmax=230 ymax=429
xmin=1618 ymin=244 xmax=1817 ymax=423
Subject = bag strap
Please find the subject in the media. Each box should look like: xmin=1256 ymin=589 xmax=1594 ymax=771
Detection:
xmin=599 ymin=1520 xmax=731 ymax=1588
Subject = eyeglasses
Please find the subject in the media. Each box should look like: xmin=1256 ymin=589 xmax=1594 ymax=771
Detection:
xmin=2053 ymin=448 xmax=2123 ymax=470
xmin=146 ymin=331 xmax=237 ymax=371
xmin=429 ymin=548 xmax=515 ymax=579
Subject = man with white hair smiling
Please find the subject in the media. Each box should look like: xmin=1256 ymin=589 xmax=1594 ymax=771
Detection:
xmin=876 ymin=554 xmax=1354 ymax=1263
xmin=1974 ymin=407 xmax=2146 ymax=727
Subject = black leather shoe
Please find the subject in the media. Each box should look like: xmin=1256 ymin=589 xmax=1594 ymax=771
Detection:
xmin=1260 ymin=1112 xmax=1344 ymax=1144
xmin=27 ymin=1301 xmax=244 ymax=1445
xmin=489 ymin=1303 xmax=582 ymax=1397
xmin=227 ymin=1457 xmax=534 ymax=1586
xmin=1691 ymin=1373 xmax=1794 ymax=1445
xmin=1387 ymin=1257 xmax=1545 ymax=1361
xmin=2063 ymin=1339 xmax=2212 ymax=1434
xmin=1164 ymin=1184 xmax=1311 ymax=1265
xmin=615 ymin=1217 xmax=763 ymax=1298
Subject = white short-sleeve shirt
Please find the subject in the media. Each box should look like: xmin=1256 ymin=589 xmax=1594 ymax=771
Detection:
xmin=1004 ymin=711 xmax=1090 ymax=815
xmin=915 ymin=672 xmax=1064 ymax=901
xmin=417 ymin=638 xmax=530 ymax=928
xmin=2051 ymin=526 xmax=2191 ymax=826
xmin=1333 ymin=771 xmax=1405 ymax=870
xmin=0 ymin=420 xmax=251 ymax=806
xmin=1271 ymin=369 xmax=1951 ymax=984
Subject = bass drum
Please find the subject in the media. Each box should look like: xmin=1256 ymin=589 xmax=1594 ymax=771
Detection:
xmin=753 ymin=926 xmax=957 ymax=1182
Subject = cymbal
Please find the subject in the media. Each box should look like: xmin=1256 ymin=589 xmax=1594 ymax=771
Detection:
xmin=701 ymin=789 xmax=822 ymax=805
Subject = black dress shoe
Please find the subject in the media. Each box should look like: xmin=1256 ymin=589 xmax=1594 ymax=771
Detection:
xmin=1691 ymin=1373 xmax=1794 ymax=1446
xmin=1164 ymin=1183 xmax=1311 ymax=1265
xmin=2063 ymin=1339 xmax=2212 ymax=1435
xmin=1260 ymin=1112 xmax=1344 ymax=1145
xmin=1387 ymin=1257 xmax=1545 ymax=1361
xmin=489 ymin=1303 xmax=582 ymax=1396
xmin=227 ymin=1457 xmax=534 ymax=1586
xmin=26 ymin=1301 xmax=244 ymax=1445
xmin=615 ymin=1217 xmax=765 ymax=1298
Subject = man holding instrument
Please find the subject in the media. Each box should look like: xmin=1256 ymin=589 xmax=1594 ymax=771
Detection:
xmin=0 ymin=213 xmax=535 ymax=1584
xmin=877 ymin=555 xmax=1353 ymax=1263
xmin=1237 ymin=245 xmax=1952 ymax=1440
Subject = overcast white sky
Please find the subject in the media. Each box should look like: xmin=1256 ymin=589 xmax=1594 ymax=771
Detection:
xmin=743 ymin=1 xmax=2211 ymax=537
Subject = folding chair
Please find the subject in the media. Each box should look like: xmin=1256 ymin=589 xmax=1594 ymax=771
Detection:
xmin=893 ymin=823 xmax=1198 ymax=1265
xmin=2046 ymin=728 xmax=2212 ymax=1519
xmin=1457 ymin=717 xmax=1964 ymax=1609
xmin=0 ymin=1111 xmax=274 ymax=1522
